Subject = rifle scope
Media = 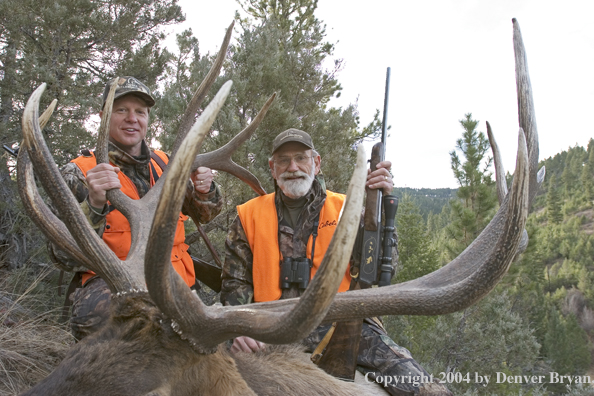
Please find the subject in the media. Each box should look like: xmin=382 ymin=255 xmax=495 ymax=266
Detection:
xmin=378 ymin=194 xmax=398 ymax=287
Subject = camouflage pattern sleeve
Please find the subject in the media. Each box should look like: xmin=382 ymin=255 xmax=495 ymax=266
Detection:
xmin=59 ymin=162 xmax=90 ymax=203
xmin=182 ymin=181 xmax=223 ymax=224
xmin=53 ymin=162 xmax=107 ymax=229
xmin=47 ymin=162 xmax=107 ymax=272
xmin=220 ymin=215 xmax=255 ymax=306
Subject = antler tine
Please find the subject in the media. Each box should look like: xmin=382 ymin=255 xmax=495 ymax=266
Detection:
xmin=487 ymin=19 xmax=542 ymax=208
xmin=146 ymin=143 xmax=366 ymax=352
xmin=487 ymin=121 xmax=528 ymax=257
xmin=17 ymin=144 xmax=95 ymax=270
xmin=192 ymin=93 xmax=277 ymax=196
xmin=95 ymin=77 xmax=117 ymax=164
xmin=95 ymin=78 xmax=140 ymax=221
xmin=39 ymin=99 xmax=57 ymax=129
xmin=144 ymin=81 xmax=233 ymax=350
xmin=170 ymin=21 xmax=235 ymax=158
xmin=486 ymin=121 xmax=508 ymax=204
xmin=488 ymin=17 xmax=545 ymax=260
xmin=513 ymin=18 xmax=539 ymax=205
xmin=91 ymin=78 xmax=155 ymax=283
xmin=92 ymin=77 xmax=145 ymax=272
xmin=19 ymin=84 xmax=138 ymax=292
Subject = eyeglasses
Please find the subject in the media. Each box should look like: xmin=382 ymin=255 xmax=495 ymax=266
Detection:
xmin=274 ymin=154 xmax=312 ymax=168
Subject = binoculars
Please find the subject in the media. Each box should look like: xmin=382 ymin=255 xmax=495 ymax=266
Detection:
xmin=280 ymin=257 xmax=312 ymax=290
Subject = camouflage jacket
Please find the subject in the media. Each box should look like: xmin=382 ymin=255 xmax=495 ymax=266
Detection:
xmin=48 ymin=141 xmax=223 ymax=273
xmin=220 ymin=176 xmax=398 ymax=306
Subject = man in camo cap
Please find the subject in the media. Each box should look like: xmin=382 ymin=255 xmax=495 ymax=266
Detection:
xmin=221 ymin=128 xmax=451 ymax=395
xmin=50 ymin=76 xmax=223 ymax=339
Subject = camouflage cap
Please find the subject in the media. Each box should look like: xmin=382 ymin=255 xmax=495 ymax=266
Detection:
xmin=102 ymin=76 xmax=155 ymax=109
xmin=272 ymin=128 xmax=315 ymax=154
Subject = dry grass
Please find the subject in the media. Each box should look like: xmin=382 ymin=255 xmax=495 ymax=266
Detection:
xmin=0 ymin=266 xmax=73 ymax=396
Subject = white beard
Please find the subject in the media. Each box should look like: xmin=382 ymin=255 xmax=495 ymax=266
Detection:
xmin=277 ymin=169 xmax=315 ymax=199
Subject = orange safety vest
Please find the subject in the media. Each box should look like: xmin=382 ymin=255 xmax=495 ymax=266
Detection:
xmin=237 ymin=191 xmax=351 ymax=302
xmin=71 ymin=150 xmax=195 ymax=287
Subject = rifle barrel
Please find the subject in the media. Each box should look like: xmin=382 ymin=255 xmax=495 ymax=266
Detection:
xmin=381 ymin=67 xmax=391 ymax=157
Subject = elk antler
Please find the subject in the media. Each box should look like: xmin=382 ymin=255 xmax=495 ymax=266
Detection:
xmin=311 ymin=18 xmax=541 ymax=319
xmin=217 ymin=18 xmax=542 ymax=323
xmin=170 ymin=20 xmax=268 ymax=196
xmin=18 ymin=77 xmax=249 ymax=293
xmin=191 ymin=100 xmax=273 ymax=196
xmin=486 ymin=16 xmax=545 ymax=258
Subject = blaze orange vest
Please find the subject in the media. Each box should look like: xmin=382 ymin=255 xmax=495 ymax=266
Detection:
xmin=71 ymin=150 xmax=195 ymax=287
xmin=236 ymin=191 xmax=351 ymax=302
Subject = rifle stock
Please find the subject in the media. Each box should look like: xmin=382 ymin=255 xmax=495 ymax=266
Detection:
xmin=363 ymin=142 xmax=384 ymax=231
xmin=191 ymin=255 xmax=222 ymax=292
xmin=359 ymin=142 xmax=385 ymax=288
xmin=314 ymin=320 xmax=362 ymax=381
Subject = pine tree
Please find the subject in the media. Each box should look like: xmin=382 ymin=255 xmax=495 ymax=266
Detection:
xmin=561 ymin=145 xmax=587 ymax=198
xmin=444 ymin=113 xmax=496 ymax=258
xmin=580 ymin=165 xmax=594 ymax=204
xmin=0 ymin=0 xmax=183 ymax=268
xmin=394 ymin=194 xmax=439 ymax=283
xmin=418 ymin=291 xmax=540 ymax=395
xmin=581 ymin=142 xmax=594 ymax=203
xmin=546 ymin=174 xmax=563 ymax=224
xmin=0 ymin=0 xmax=183 ymax=163
xmin=587 ymin=139 xmax=594 ymax=175
xmin=544 ymin=307 xmax=591 ymax=377
xmin=237 ymin=0 xmax=319 ymax=49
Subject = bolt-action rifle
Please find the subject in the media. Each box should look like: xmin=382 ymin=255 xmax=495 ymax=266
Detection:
xmin=358 ymin=69 xmax=398 ymax=287
xmin=313 ymin=68 xmax=398 ymax=380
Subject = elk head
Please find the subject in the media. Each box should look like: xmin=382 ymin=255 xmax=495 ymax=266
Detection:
xmin=16 ymin=19 xmax=540 ymax=396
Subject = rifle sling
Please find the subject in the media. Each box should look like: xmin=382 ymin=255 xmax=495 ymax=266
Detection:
xmin=310 ymin=322 xmax=336 ymax=364
xmin=149 ymin=151 xmax=168 ymax=175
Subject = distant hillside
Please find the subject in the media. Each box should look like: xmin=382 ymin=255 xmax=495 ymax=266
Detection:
xmin=387 ymin=139 xmax=594 ymax=394
xmin=392 ymin=187 xmax=456 ymax=219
